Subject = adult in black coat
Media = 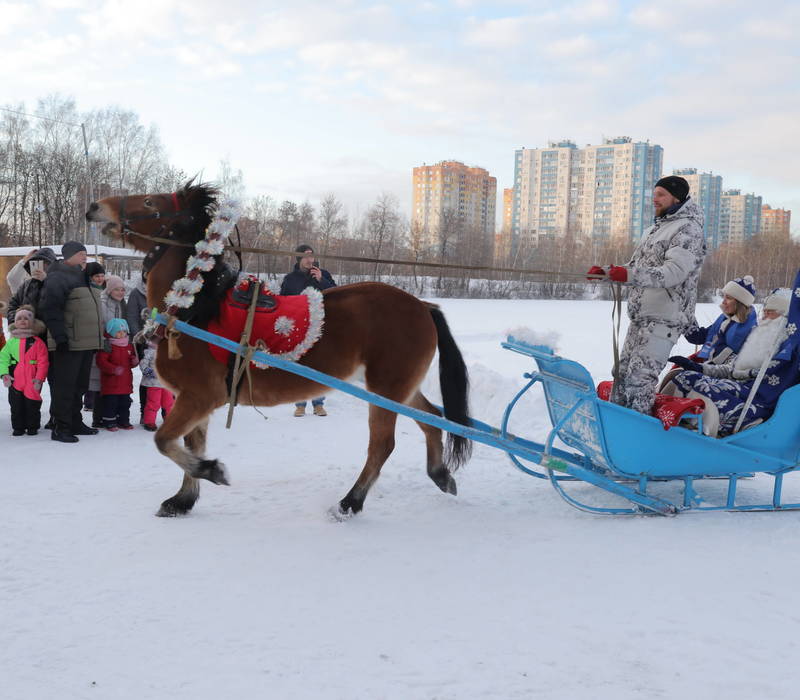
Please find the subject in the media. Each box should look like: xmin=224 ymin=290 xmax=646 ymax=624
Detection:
xmin=279 ymin=244 xmax=336 ymax=296
xmin=39 ymin=241 xmax=104 ymax=442
xmin=279 ymin=244 xmax=336 ymax=416
xmin=6 ymin=247 xmax=57 ymax=324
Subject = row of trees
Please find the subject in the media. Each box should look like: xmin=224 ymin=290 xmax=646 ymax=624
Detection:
xmin=3 ymin=95 xmax=796 ymax=300
xmin=0 ymin=96 xmax=184 ymax=247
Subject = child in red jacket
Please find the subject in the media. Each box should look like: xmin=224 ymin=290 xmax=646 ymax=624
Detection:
xmin=96 ymin=318 xmax=139 ymax=431
xmin=0 ymin=306 xmax=49 ymax=436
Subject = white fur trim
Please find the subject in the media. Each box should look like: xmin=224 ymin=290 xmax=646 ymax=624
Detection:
xmin=763 ymin=287 xmax=791 ymax=315
xmin=722 ymin=278 xmax=755 ymax=306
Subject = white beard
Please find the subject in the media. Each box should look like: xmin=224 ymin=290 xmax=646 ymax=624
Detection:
xmin=733 ymin=316 xmax=788 ymax=372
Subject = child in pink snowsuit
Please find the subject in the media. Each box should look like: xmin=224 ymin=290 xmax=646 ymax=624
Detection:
xmin=0 ymin=306 xmax=49 ymax=435
xmin=139 ymin=344 xmax=174 ymax=431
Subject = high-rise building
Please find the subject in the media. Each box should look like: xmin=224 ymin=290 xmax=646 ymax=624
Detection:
xmin=412 ymin=160 xmax=497 ymax=250
xmin=511 ymin=137 xmax=662 ymax=253
xmin=761 ymin=204 xmax=791 ymax=239
xmin=672 ymin=168 xmax=722 ymax=248
xmin=494 ymin=188 xmax=514 ymax=263
xmin=719 ymin=190 xmax=762 ymax=244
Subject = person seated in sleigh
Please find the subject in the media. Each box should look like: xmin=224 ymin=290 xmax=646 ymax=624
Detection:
xmin=663 ymin=287 xmax=799 ymax=437
xmin=659 ymin=275 xmax=758 ymax=391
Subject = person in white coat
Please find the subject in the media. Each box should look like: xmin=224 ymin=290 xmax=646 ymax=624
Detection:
xmin=588 ymin=175 xmax=706 ymax=414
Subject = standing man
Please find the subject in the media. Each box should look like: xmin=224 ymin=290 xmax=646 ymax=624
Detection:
xmin=280 ymin=244 xmax=336 ymax=417
xmin=588 ymin=175 xmax=706 ymax=414
xmin=39 ymin=241 xmax=104 ymax=442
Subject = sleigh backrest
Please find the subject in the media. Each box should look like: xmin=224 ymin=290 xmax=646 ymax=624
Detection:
xmin=503 ymin=337 xmax=611 ymax=470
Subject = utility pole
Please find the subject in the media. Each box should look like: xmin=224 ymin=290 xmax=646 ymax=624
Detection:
xmin=81 ymin=122 xmax=97 ymax=249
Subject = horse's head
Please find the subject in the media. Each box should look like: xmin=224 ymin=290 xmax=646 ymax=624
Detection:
xmin=86 ymin=179 xmax=220 ymax=254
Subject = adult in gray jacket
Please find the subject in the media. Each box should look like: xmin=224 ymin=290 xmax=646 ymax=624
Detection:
xmin=39 ymin=241 xmax=104 ymax=442
xmin=589 ymin=176 xmax=707 ymax=414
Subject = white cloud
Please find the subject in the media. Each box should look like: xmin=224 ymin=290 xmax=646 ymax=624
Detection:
xmin=0 ymin=1 xmax=35 ymax=35
xmin=628 ymin=5 xmax=669 ymax=29
xmin=543 ymin=34 xmax=595 ymax=58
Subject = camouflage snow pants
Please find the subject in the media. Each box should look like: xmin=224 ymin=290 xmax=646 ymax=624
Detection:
xmin=610 ymin=321 xmax=679 ymax=414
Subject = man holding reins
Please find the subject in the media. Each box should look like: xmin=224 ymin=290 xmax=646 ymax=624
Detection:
xmin=588 ymin=175 xmax=706 ymax=414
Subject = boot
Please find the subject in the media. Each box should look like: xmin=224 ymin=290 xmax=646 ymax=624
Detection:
xmin=52 ymin=428 xmax=79 ymax=443
xmin=293 ymin=405 xmax=305 ymax=417
xmin=313 ymin=404 xmax=327 ymax=417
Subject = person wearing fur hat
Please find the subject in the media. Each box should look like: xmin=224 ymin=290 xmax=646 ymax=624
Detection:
xmin=39 ymin=240 xmax=104 ymax=442
xmin=95 ymin=318 xmax=139 ymax=431
xmin=0 ymin=306 xmax=50 ymax=436
xmin=138 ymin=344 xmax=175 ymax=431
xmin=587 ymin=175 xmax=706 ymax=415
xmin=6 ymin=247 xmax=57 ymax=325
xmin=667 ymin=287 xmax=799 ymax=437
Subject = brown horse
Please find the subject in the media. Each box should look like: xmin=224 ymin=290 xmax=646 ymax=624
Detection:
xmin=86 ymin=181 xmax=472 ymax=518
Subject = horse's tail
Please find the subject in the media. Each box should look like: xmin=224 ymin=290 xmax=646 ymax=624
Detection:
xmin=428 ymin=304 xmax=472 ymax=470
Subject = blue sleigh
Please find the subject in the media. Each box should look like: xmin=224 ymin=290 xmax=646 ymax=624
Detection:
xmin=497 ymin=337 xmax=800 ymax=515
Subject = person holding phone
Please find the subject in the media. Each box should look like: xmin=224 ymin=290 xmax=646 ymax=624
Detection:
xmin=280 ymin=244 xmax=337 ymax=416
xmin=6 ymin=247 xmax=57 ymax=325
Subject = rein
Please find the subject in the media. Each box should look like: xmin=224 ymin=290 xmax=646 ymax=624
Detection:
xmin=126 ymin=228 xmax=607 ymax=280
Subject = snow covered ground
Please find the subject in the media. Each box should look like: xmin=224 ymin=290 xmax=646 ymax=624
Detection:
xmin=4 ymin=299 xmax=800 ymax=699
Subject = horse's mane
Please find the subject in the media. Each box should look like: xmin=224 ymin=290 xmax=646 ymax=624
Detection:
xmin=168 ymin=178 xmax=237 ymax=328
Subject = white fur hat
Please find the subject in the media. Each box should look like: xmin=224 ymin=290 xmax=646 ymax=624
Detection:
xmin=763 ymin=288 xmax=791 ymax=316
xmin=722 ymin=275 xmax=756 ymax=307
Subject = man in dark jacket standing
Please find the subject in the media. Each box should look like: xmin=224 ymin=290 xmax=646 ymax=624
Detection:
xmin=280 ymin=244 xmax=336 ymax=416
xmin=39 ymin=241 xmax=104 ymax=442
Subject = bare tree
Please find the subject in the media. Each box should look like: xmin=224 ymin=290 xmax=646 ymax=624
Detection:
xmin=362 ymin=193 xmax=402 ymax=280
xmin=317 ymin=193 xmax=347 ymax=255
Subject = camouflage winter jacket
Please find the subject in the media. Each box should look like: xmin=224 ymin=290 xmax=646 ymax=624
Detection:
xmin=622 ymin=197 xmax=706 ymax=332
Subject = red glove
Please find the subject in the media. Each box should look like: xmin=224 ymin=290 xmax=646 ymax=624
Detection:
xmin=608 ymin=265 xmax=628 ymax=283
xmin=113 ymin=366 xmax=124 ymax=376
xmin=586 ymin=265 xmax=606 ymax=281
xmin=1 ymin=375 xmax=12 ymax=389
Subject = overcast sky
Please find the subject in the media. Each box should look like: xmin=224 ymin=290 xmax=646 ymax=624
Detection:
xmin=2 ymin=0 xmax=798 ymax=232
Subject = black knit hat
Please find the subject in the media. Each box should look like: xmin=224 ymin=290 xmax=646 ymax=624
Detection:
xmin=85 ymin=261 xmax=106 ymax=277
xmin=655 ymin=176 xmax=690 ymax=202
xmin=61 ymin=240 xmax=87 ymax=260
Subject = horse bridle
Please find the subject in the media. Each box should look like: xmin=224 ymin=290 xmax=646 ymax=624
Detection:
xmin=118 ymin=191 xmax=194 ymax=280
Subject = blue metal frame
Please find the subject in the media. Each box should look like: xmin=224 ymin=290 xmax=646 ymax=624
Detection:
xmin=154 ymin=315 xmax=800 ymax=516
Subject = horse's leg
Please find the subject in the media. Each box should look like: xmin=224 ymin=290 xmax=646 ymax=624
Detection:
xmin=154 ymin=393 xmax=228 ymax=510
xmin=408 ymin=391 xmax=457 ymax=496
xmin=156 ymin=418 xmax=209 ymax=517
xmin=337 ymin=405 xmax=398 ymax=517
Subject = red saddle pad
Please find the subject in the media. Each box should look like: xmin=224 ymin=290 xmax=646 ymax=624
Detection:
xmin=206 ymin=279 xmax=324 ymax=366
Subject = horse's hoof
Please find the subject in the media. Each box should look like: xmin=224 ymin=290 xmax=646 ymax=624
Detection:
xmin=430 ymin=466 xmax=458 ymax=495
xmin=328 ymin=504 xmax=353 ymax=522
xmin=192 ymin=459 xmax=230 ymax=485
xmin=156 ymin=500 xmax=189 ymax=517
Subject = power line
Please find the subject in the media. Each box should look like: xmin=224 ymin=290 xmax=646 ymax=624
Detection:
xmin=0 ymin=105 xmax=82 ymax=128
